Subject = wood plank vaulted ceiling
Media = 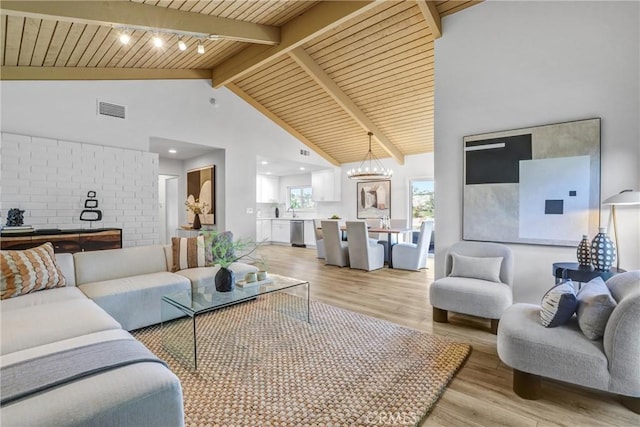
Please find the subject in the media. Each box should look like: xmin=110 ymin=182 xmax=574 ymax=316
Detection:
xmin=1 ymin=0 xmax=479 ymax=166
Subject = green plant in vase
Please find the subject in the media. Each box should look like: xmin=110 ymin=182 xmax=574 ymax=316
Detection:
xmin=200 ymin=230 xmax=261 ymax=292
xmin=257 ymin=256 xmax=269 ymax=281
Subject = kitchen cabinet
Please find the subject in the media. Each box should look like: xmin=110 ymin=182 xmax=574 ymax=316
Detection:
xmin=304 ymin=220 xmax=317 ymax=247
xmin=256 ymin=219 xmax=272 ymax=243
xmin=271 ymin=220 xmax=290 ymax=244
xmin=311 ymin=168 xmax=341 ymax=202
xmin=256 ymin=175 xmax=279 ymax=203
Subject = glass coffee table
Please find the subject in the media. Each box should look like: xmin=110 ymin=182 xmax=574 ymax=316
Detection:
xmin=161 ymin=274 xmax=310 ymax=369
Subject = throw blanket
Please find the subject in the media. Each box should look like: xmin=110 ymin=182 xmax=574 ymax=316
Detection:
xmin=1 ymin=339 xmax=167 ymax=405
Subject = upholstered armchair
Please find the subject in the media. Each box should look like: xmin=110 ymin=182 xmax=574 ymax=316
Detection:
xmin=345 ymin=221 xmax=385 ymax=271
xmin=497 ymin=271 xmax=640 ymax=413
xmin=429 ymin=241 xmax=514 ymax=334
xmin=391 ymin=220 xmax=433 ymax=271
xmin=321 ymin=220 xmax=349 ymax=267
xmin=313 ymin=219 xmax=325 ymax=259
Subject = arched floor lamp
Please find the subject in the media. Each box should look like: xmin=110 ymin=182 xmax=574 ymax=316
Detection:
xmin=602 ymin=189 xmax=640 ymax=270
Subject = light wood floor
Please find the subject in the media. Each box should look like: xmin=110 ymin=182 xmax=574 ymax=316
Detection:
xmin=258 ymin=245 xmax=639 ymax=427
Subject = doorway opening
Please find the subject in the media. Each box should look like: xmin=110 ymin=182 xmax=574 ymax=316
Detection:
xmin=409 ymin=179 xmax=435 ymax=252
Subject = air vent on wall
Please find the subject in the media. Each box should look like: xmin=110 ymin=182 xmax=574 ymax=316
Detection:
xmin=97 ymin=101 xmax=126 ymax=119
xmin=300 ymin=149 xmax=310 ymax=156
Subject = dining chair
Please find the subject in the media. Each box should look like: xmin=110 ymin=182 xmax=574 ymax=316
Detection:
xmin=321 ymin=220 xmax=349 ymax=267
xmin=391 ymin=220 xmax=434 ymax=271
xmin=313 ymin=219 xmax=325 ymax=259
xmin=345 ymin=221 xmax=385 ymax=271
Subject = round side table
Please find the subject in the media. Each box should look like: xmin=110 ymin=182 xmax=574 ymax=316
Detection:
xmin=552 ymin=262 xmax=626 ymax=285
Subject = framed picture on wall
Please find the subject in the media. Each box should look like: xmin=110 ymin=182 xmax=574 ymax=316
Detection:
xmin=187 ymin=165 xmax=215 ymax=225
xmin=462 ymin=118 xmax=601 ymax=247
xmin=357 ymin=180 xmax=391 ymax=219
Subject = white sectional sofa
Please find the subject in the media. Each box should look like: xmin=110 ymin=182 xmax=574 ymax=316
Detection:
xmin=1 ymin=244 xmax=258 ymax=426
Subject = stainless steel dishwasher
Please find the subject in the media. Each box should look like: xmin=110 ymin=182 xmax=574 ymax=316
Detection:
xmin=290 ymin=220 xmax=305 ymax=247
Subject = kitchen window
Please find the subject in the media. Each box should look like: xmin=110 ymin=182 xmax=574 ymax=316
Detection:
xmin=288 ymin=186 xmax=315 ymax=210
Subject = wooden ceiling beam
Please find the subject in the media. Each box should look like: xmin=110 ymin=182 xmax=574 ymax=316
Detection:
xmin=226 ymin=83 xmax=340 ymax=167
xmin=212 ymin=1 xmax=377 ymax=88
xmin=289 ymin=47 xmax=404 ymax=165
xmin=0 ymin=66 xmax=211 ymax=81
xmin=0 ymin=1 xmax=279 ymax=45
xmin=416 ymin=0 xmax=442 ymax=39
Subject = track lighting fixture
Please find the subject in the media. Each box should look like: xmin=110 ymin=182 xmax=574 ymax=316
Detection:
xmin=152 ymin=36 xmax=163 ymax=48
xmin=197 ymin=41 xmax=205 ymax=54
xmin=119 ymin=31 xmax=131 ymax=45
xmin=178 ymin=39 xmax=187 ymax=51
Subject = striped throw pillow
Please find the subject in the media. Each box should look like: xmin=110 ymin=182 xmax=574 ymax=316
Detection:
xmin=171 ymin=236 xmax=206 ymax=272
xmin=1 ymin=242 xmax=67 ymax=300
xmin=540 ymin=280 xmax=578 ymax=327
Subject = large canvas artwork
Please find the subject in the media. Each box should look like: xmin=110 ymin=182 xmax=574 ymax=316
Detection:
xmin=357 ymin=180 xmax=391 ymax=219
xmin=187 ymin=165 xmax=215 ymax=225
xmin=463 ymin=118 xmax=600 ymax=247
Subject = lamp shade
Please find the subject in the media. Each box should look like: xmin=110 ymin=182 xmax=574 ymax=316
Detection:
xmin=602 ymin=190 xmax=640 ymax=206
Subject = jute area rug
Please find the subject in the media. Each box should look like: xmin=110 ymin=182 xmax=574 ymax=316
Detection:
xmin=132 ymin=293 xmax=471 ymax=426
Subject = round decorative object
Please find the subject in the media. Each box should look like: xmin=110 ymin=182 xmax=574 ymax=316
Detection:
xmin=215 ymin=267 xmax=235 ymax=292
xmin=590 ymin=227 xmax=616 ymax=272
xmin=6 ymin=208 xmax=25 ymax=226
xmin=192 ymin=214 xmax=202 ymax=230
xmin=576 ymin=235 xmax=592 ymax=267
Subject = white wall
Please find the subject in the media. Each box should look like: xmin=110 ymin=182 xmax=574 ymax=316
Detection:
xmin=434 ymin=1 xmax=640 ymax=302
xmin=0 ymin=80 xmax=332 ymax=241
xmin=0 ymin=132 xmax=159 ymax=247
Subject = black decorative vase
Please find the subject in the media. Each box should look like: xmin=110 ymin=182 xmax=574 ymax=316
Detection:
xmin=275 ymin=207 xmax=279 ymax=218
xmin=576 ymin=235 xmax=592 ymax=267
xmin=215 ymin=267 xmax=235 ymax=292
xmin=192 ymin=214 xmax=202 ymax=230
xmin=590 ymin=227 xmax=616 ymax=272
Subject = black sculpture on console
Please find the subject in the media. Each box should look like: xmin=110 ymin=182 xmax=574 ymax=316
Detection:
xmin=80 ymin=191 xmax=103 ymax=225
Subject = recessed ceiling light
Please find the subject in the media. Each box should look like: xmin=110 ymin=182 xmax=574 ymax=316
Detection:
xmin=168 ymin=149 xmax=177 ymax=154
xmin=266 ymin=172 xmax=272 ymax=175
xmin=299 ymin=167 xmax=305 ymax=171
xmin=261 ymin=161 xmax=268 ymax=165
xmin=119 ymin=32 xmax=131 ymax=45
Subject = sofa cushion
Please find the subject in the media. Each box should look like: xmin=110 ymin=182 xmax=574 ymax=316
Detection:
xmin=576 ymin=277 xmax=617 ymax=340
xmin=606 ymin=270 xmax=640 ymax=302
xmin=78 ymin=272 xmax=191 ymax=331
xmin=1 ymin=298 xmax=121 ymax=355
xmin=430 ymin=276 xmax=512 ymax=319
xmin=497 ymin=303 xmax=610 ymax=391
xmin=0 ymin=286 xmax=86 ymax=312
xmin=171 ymin=236 xmax=206 ymax=272
xmin=1 ymin=243 xmax=66 ymax=300
xmin=449 ymin=253 xmax=503 ymax=283
xmin=540 ymin=280 xmax=578 ymax=327
xmin=74 ymin=245 xmax=168 ymax=286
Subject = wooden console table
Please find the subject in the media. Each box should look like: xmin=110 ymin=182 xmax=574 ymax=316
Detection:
xmin=0 ymin=228 xmax=122 ymax=253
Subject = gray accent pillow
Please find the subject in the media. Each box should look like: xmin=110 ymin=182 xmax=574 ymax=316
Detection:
xmin=540 ymin=280 xmax=577 ymax=327
xmin=449 ymin=253 xmax=503 ymax=283
xmin=576 ymin=277 xmax=617 ymax=340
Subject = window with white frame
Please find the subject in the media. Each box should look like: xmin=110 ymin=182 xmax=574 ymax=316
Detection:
xmin=288 ymin=186 xmax=315 ymax=210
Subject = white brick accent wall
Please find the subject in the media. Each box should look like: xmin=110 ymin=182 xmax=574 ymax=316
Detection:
xmin=0 ymin=132 xmax=159 ymax=247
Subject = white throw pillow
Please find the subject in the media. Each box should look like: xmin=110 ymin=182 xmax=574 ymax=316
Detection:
xmin=449 ymin=253 xmax=503 ymax=283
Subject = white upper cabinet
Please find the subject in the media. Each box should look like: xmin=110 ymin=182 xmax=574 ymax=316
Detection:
xmin=311 ymin=168 xmax=341 ymax=202
xmin=256 ymin=175 xmax=279 ymax=203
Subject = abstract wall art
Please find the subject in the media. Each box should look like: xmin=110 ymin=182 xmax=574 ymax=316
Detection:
xmin=187 ymin=165 xmax=215 ymax=225
xmin=463 ymin=118 xmax=600 ymax=246
xmin=357 ymin=180 xmax=391 ymax=219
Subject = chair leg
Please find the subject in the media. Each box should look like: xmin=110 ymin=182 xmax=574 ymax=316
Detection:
xmin=490 ymin=319 xmax=499 ymax=335
xmin=513 ymin=369 xmax=541 ymax=400
xmin=433 ymin=307 xmax=448 ymax=323
xmin=620 ymin=395 xmax=640 ymax=414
